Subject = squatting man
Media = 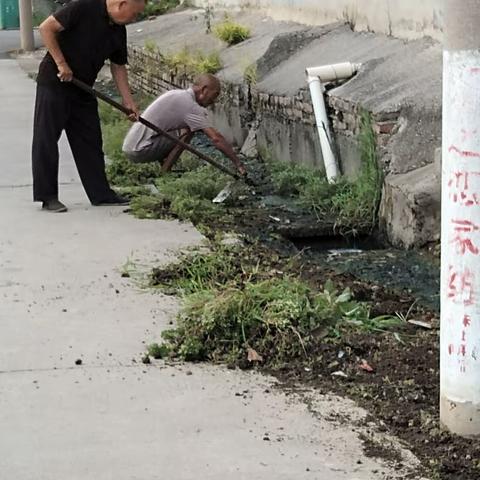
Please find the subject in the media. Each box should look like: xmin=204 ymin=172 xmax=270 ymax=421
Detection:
xmin=122 ymin=74 xmax=247 ymax=176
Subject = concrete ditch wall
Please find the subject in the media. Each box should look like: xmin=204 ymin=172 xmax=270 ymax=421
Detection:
xmin=128 ymin=45 xmax=396 ymax=177
xmin=191 ymin=0 xmax=444 ymax=41
xmin=126 ymin=10 xmax=443 ymax=249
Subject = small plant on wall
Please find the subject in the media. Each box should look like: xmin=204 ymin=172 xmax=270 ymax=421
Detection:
xmin=162 ymin=48 xmax=223 ymax=75
xmin=213 ymin=16 xmax=251 ymax=45
xmin=243 ymin=63 xmax=257 ymax=86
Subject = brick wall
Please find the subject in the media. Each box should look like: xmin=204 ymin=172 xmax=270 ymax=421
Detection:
xmin=127 ymin=45 xmax=398 ymax=171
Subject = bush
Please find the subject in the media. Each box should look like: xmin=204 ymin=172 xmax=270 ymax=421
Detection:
xmin=213 ymin=19 xmax=250 ymax=45
xmin=163 ymin=48 xmax=223 ymax=75
xmin=138 ymin=0 xmax=180 ymax=19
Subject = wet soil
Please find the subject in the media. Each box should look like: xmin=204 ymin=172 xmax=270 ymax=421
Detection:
xmin=267 ymin=255 xmax=478 ymax=480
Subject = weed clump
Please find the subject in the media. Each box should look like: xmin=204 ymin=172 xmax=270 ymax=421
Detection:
xmin=163 ymin=48 xmax=223 ymax=75
xmin=138 ymin=0 xmax=179 ymax=19
xmin=149 ymin=245 xmax=402 ymax=365
xmin=267 ymin=110 xmax=382 ymax=232
xmin=243 ymin=63 xmax=257 ymax=85
xmin=151 ymin=245 xmax=247 ymax=293
xmin=213 ymin=18 xmax=250 ymax=45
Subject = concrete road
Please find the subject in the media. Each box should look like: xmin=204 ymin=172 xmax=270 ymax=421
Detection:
xmin=0 ymin=59 xmax=422 ymax=480
xmin=0 ymin=29 xmax=42 ymax=58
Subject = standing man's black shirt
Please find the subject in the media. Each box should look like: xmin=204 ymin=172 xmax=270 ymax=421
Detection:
xmin=37 ymin=0 xmax=127 ymax=86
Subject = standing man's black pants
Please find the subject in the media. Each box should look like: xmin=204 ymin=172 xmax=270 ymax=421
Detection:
xmin=32 ymin=82 xmax=114 ymax=203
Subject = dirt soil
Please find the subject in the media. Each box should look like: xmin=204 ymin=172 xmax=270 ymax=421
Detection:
xmin=153 ymin=233 xmax=476 ymax=479
xmin=268 ymin=256 xmax=478 ymax=480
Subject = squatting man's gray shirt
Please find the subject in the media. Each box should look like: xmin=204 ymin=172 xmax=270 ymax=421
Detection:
xmin=122 ymin=88 xmax=211 ymax=158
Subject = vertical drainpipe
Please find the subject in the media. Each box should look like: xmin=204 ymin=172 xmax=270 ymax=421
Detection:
xmin=440 ymin=0 xmax=480 ymax=437
xmin=306 ymin=62 xmax=361 ymax=183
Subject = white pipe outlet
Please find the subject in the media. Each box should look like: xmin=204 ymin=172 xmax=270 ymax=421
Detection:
xmin=306 ymin=62 xmax=361 ymax=183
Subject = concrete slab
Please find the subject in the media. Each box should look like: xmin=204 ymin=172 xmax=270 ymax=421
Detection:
xmin=0 ymin=58 xmax=423 ymax=479
xmin=127 ymin=8 xmax=306 ymax=84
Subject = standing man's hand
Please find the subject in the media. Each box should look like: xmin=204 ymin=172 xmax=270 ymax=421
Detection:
xmin=56 ymin=61 xmax=73 ymax=82
xmin=123 ymin=99 xmax=139 ymax=121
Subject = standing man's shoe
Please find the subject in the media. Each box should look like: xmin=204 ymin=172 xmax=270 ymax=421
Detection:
xmin=42 ymin=199 xmax=68 ymax=212
xmin=92 ymin=193 xmax=130 ymax=206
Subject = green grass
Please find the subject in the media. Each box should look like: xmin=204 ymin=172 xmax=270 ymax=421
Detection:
xmin=150 ymin=244 xmax=251 ymax=294
xmin=143 ymin=39 xmax=159 ymax=54
xmin=163 ymin=48 xmax=223 ymax=75
xmin=267 ymin=110 xmax=382 ymax=232
xmin=138 ymin=0 xmax=180 ymax=19
xmin=147 ymin=245 xmax=402 ymax=364
xmin=243 ymin=63 xmax=257 ymax=85
xmin=213 ymin=19 xmax=251 ymax=45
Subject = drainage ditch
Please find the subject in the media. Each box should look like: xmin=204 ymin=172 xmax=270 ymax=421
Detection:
xmin=288 ymin=234 xmax=440 ymax=312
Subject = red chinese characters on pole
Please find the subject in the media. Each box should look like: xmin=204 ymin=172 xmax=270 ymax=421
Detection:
xmin=448 ymin=171 xmax=480 ymax=206
xmin=447 ymin=315 xmax=472 ymax=373
xmin=450 ymin=219 xmax=480 ymax=255
xmin=447 ymin=266 xmax=475 ymax=306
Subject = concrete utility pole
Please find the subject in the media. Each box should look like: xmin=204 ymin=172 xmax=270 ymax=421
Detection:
xmin=441 ymin=0 xmax=480 ymax=437
xmin=19 ymin=0 xmax=34 ymax=52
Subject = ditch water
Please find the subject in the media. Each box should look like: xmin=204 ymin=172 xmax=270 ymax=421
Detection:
xmin=290 ymin=236 xmax=441 ymax=312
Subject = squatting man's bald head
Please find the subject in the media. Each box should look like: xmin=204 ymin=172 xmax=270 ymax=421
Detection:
xmin=193 ymin=74 xmax=222 ymax=107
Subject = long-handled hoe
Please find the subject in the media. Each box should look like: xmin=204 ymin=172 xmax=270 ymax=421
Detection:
xmin=72 ymin=77 xmax=251 ymax=201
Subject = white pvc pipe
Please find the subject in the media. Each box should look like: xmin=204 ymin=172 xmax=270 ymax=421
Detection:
xmin=306 ymin=62 xmax=360 ymax=84
xmin=306 ymin=62 xmax=361 ymax=183
xmin=307 ymin=75 xmax=338 ymax=182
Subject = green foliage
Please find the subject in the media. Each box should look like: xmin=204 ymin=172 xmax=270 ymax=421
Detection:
xmin=157 ymin=165 xmax=228 ymax=200
xmin=163 ymin=48 xmax=223 ymax=75
xmin=147 ymin=343 xmax=171 ymax=359
xmin=213 ymin=18 xmax=251 ymax=45
xmin=106 ymin=156 xmax=164 ymax=187
xmin=267 ymin=111 xmax=382 ymax=231
xmin=196 ymin=51 xmax=223 ymax=74
xmin=144 ymin=39 xmax=159 ymax=54
xmin=150 ymin=247 xmax=401 ymax=364
xmin=102 ymin=120 xmax=131 ymax=163
xmin=150 ymin=245 xmax=245 ymax=294
xmin=129 ymin=194 xmax=173 ymax=219
xmin=138 ymin=0 xmax=180 ymax=19
xmin=243 ymin=63 xmax=257 ymax=85
xmin=269 ymin=160 xmax=323 ymax=197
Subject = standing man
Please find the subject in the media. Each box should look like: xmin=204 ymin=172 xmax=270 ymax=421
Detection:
xmin=122 ymin=74 xmax=247 ymax=176
xmin=33 ymin=0 xmax=145 ymax=212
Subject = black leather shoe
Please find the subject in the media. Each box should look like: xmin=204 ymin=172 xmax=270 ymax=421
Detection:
xmin=92 ymin=194 xmax=130 ymax=206
xmin=42 ymin=199 xmax=68 ymax=212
